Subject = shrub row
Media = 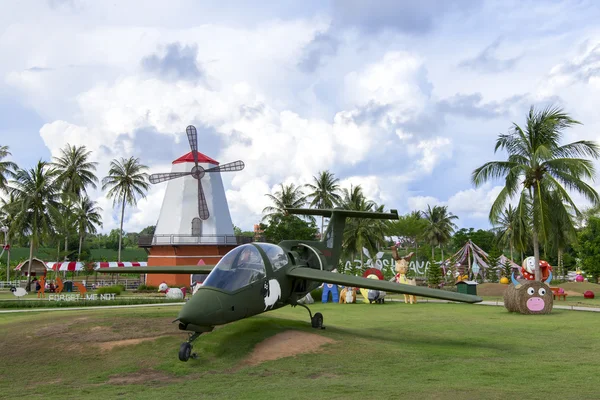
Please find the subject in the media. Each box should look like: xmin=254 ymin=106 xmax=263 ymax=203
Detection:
xmin=0 ymin=298 xmax=183 ymax=309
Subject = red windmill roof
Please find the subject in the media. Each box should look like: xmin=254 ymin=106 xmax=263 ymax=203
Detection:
xmin=172 ymin=151 xmax=219 ymax=165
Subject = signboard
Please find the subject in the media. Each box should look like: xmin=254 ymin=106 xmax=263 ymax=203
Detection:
xmin=48 ymin=293 xmax=117 ymax=301
xmin=342 ymin=248 xmax=431 ymax=276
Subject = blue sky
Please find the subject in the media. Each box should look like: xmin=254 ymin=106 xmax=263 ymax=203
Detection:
xmin=2 ymin=0 xmax=600 ymax=233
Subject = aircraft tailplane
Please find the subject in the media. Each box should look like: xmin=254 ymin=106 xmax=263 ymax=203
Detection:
xmin=284 ymin=208 xmax=398 ymax=269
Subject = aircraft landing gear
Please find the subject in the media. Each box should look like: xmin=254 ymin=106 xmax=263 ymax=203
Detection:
xmin=179 ymin=332 xmax=202 ymax=362
xmin=295 ymin=303 xmax=325 ymax=330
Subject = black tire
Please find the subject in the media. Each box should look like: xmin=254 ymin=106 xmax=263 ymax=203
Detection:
xmin=179 ymin=342 xmax=192 ymax=362
xmin=311 ymin=312 xmax=323 ymax=329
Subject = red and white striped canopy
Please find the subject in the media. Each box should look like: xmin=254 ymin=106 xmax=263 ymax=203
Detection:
xmin=15 ymin=261 xmax=148 ymax=272
xmin=94 ymin=262 xmax=147 ymax=270
xmin=46 ymin=262 xmax=83 ymax=271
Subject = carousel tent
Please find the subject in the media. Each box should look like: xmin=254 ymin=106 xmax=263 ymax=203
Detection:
xmin=442 ymin=240 xmax=520 ymax=280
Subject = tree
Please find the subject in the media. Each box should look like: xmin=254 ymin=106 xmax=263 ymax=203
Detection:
xmin=486 ymin=247 xmax=501 ymax=283
xmin=503 ymin=259 xmax=513 ymax=278
xmin=52 ymin=144 xmax=98 ymax=196
xmin=260 ymin=215 xmax=318 ymax=243
xmin=575 ymin=216 xmax=600 ymax=283
xmin=305 ymin=170 xmax=342 ymax=236
xmin=262 ymin=183 xmax=308 ymax=222
xmin=0 ymin=145 xmax=17 ymax=193
xmin=50 ymin=193 xmax=77 ymax=261
xmin=473 ymin=105 xmax=600 ymax=281
xmin=102 ymin=157 xmax=149 ymax=262
xmin=388 ymin=210 xmax=427 ymax=254
xmin=339 ymin=185 xmax=390 ymax=266
xmin=139 ymin=225 xmax=156 ymax=236
xmin=74 ymin=196 xmax=102 ymax=261
xmin=427 ymin=257 xmax=442 ymax=287
xmin=546 ymin=191 xmax=577 ymax=281
xmin=422 ymin=204 xmax=458 ymax=261
xmin=493 ymin=205 xmax=529 ymax=262
xmin=9 ymin=161 xmax=60 ymax=290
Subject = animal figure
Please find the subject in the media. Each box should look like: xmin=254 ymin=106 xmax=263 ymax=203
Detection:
xmin=158 ymin=282 xmax=188 ymax=299
xmin=263 ymin=279 xmax=281 ymax=310
xmin=74 ymin=282 xmax=87 ymax=296
xmin=37 ymin=276 xmax=46 ymax=298
xmin=339 ymin=287 xmax=356 ymax=303
xmin=521 ymin=256 xmax=552 ymax=281
xmin=10 ymin=286 xmax=27 ymax=298
xmin=55 ymin=277 xmax=64 ymax=294
xmin=368 ymin=288 xmax=385 ymax=303
xmin=503 ymin=272 xmax=553 ymax=314
xmin=298 ymin=292 xmax=314 ymax=304
xmin=391 ymin=246 xmax=417 ymax=304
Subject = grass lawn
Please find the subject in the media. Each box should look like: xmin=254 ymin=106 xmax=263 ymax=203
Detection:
xmin=1 ymin=302 xmax=598 ymax=399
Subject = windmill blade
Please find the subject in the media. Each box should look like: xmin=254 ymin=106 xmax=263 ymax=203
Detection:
xmin=205 ymin=160 xmax=245 ymax=173
xmin=149 ymin=172 xmax=192 ymax=184
xmin=198 ymin=178 xmax=210 ymax=220
xmin=186 ymin=125 xmax=199 ymax=168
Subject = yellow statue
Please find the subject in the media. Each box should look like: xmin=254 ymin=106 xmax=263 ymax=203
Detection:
xmin=391 ymin=246 xmax=417 ymax=304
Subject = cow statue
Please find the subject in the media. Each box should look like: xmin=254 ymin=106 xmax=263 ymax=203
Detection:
xmin=391 ymin=246 xmax=417 ymax=304
xmin=503 ymin=272 xmax=554 ymax=315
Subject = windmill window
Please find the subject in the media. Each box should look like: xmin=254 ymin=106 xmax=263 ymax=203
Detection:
xmin=191 ymin=218 xmax=202 ymax=236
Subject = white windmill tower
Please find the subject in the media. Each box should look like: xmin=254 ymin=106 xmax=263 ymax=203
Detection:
xmin=150 ymin=125 xmax=244 ymax=245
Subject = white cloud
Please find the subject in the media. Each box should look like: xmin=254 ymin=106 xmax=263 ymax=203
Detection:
xmin=4 ymin=1 xmax=600 ymax=235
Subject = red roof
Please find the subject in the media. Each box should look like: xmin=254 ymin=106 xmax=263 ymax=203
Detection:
xmin=172 ymin=151 xmax=219 ymax=165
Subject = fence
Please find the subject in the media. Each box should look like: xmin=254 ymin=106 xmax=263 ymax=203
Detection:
xmin=138 ymin=234 xmax=255 ymax=247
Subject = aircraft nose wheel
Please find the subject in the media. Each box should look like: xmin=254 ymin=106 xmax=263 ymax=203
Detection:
xmin=179 ymin=342 xmax=192 ymax=362
xmin=311 ymin=312 xmax=324 ymax=329
xmin=179 ymin=332 xmax=202 ymax=362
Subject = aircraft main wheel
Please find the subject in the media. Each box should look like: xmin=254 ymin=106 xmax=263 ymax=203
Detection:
xmin=179 ymin=342 xmax=192 ymax=362
xmin=311 ymin=312 xmax=323 ymax=329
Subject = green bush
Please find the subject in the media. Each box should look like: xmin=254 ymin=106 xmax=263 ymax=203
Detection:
xmin=310 ymin=287 xmax=323 ymax=301
xmin=135 ymin=284 xmax=159 ymax=293
xmin=96 ymin=285 xmax=123 ymax=295
xmin=0 ymin=298 xmax=182 ymax=309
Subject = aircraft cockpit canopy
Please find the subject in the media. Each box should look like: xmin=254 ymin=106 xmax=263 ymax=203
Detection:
xmin=202 ymin=244 xmax=266 ymax=292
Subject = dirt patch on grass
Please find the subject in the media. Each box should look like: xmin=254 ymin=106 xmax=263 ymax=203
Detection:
xmin=107 ymin=369 xmax=180 ymax=385
xmin=243 ymin=330 xmax=335 ymax=366
xmin=477 ymin=283 xmax=508 ymax=296
xmin=96 ymin=335 xmax=177 ymax=351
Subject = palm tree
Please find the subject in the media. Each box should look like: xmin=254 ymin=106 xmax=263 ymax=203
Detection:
xmin=262 ymin=183 xmax=308 ymax=222
xmin=472 ymin=105 xmax=600 ymax=280
xmin=422 ymin=204 xmax=458 ymax=261
xmin=305 ymin=170 xmax=342 ymax=236
xmin=546 ymin=191 xmax=577 ymax=281
xmin=74 ymin=196 xmax=103 ymax=260
xmin=9 ymin=161 xmax=60 ymax=290
xmin=339 ymin=185 xmax=390 ymax=266
xmin=52 ymin=144 xmax=98 ymax=196
xmin=49 ymin=193 xmax=77 ymax=261
xmin=0 ymin=194 xmax=19 ymax=279
xmin=102 ymin=157 xmax=149 ymax=262
xmin=0 ymin=145 xmax=17 ymax=192
xmin=494 ymin=204 xmax=529 ymax=262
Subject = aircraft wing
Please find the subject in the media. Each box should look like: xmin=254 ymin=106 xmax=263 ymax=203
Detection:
xmin=94 ymin=265 xmax=215 ymax=274
xmin=286 ymin=267 xmax=482 ymax=303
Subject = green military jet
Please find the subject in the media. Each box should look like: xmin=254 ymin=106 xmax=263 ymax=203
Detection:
xmin=108 ymin=208 xmax=482 ymax=361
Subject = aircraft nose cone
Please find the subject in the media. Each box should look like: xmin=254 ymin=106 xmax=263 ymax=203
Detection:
xmin=178 ymin=289 xmax=223 ymax=327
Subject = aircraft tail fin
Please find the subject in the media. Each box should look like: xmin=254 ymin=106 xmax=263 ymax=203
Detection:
xmin=284 ymin=208 xmax=398 ymax=269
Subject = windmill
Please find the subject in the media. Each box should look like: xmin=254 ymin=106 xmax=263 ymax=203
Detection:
xmin=149 ymin=125 xmax=244 ymax=221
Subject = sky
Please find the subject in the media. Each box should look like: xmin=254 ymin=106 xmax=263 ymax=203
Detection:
xmin=2 ymin=0 xmax=600 ymax=234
